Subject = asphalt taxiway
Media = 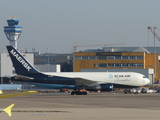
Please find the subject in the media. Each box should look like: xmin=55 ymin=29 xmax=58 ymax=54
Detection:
xmin=1 ymin=91 xmax=160 ymax=120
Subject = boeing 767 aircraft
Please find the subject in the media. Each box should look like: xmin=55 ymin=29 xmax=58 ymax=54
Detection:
xmin=6 ymin=46 xmax=150 ymax=95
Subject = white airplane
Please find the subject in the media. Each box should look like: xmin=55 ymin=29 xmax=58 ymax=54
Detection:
xmin=6 ymin=45 xmax=150 ymax=95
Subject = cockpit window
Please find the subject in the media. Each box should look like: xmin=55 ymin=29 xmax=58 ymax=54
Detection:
xmin=143 ymin=76 xmax=146 ymax=78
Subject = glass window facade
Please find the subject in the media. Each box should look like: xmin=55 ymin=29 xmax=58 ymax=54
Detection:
xmin=75 ymin=55 xmax=143 ymax=60
xmin=108 ymin=56 xmax=115 ymax=59
xmin=99 ymin=63 xmax=107 ymax=67
xmin=75 ymin=56 xmax=82 ymax=60
xmin=98 ymin=56 xmax=107 ymax=60
xmin=107 ymin=63 xmax=143 ymax=67
xmin=88 ymin=56 xmax=95 ymax=60
xmin=82 ymin=56 xmax=88 ymax=60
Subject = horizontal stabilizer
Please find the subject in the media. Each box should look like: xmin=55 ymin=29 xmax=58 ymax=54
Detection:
xmin=14 ymin=75 xmax=34 ymax=80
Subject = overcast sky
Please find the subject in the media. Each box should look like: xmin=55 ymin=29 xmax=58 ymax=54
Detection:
xmin=1 ymin=0 xmax=160 ymax=53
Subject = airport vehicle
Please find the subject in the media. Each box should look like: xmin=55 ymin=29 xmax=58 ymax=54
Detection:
xmin=6 ymin=46 xmax=150 ymax=95
xmin=141 ymin=88 xmax=157 ymax=93
xmin=123 ymin=88 xmax=142 ymax=94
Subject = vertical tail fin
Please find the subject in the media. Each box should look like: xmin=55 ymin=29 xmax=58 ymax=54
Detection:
xmin=6 ymin=46 xmax=39 ymax=75
xmin=2 ymin=104 xmax=15 ymax=117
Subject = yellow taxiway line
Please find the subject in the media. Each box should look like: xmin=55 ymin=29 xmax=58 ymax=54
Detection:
xmin=0 ymin=91 xmax=38 ymax=99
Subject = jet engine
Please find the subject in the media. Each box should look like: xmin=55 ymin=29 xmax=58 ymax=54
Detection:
xmin=87 ymin=84 xmax=113 ymax=91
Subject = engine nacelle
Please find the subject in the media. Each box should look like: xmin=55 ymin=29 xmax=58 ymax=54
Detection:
xmin=87 ymin=84 xmax=113 ymax=91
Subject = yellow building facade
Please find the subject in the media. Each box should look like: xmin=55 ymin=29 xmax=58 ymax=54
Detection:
xmin=74 ymin=52 xmax=159 ymax=81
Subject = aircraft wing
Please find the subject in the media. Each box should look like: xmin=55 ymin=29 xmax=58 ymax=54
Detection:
xmin=73 ymin=78 xmax=99 ymax=87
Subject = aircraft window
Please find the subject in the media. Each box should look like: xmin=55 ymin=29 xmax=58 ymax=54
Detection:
xmin=143 ymin=76 xmax=146 ymax=78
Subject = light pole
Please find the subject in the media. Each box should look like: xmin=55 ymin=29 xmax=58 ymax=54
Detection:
xmin=46 ymin=47 xmax=49 ymax=72
xmin=153 ymin=27 xmax=157 ymax=84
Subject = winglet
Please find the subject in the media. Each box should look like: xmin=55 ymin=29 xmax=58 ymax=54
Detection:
xmin=2 ymin=104 xmax=15 ymax=117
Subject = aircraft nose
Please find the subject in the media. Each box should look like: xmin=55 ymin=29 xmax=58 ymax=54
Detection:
xmin=145 ymin=78 xmax=150 ymax=85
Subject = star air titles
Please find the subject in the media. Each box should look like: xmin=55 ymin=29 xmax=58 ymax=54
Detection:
xmin=114 ymin=75 xmax=130 ymax=77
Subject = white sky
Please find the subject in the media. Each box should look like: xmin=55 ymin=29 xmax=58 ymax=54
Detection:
xmin=1 ymin=0 xmax=160 ymax=53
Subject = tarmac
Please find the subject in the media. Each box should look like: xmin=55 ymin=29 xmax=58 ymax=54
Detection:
xmin=0 ymin=91 xmax=160 ymax=120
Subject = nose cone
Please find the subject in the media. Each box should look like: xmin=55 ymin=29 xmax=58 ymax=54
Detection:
xmin=145 ymin=78 xmax=150 ymax=85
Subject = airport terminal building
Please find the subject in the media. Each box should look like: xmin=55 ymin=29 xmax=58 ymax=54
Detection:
xmin=34 ymin=52 xmax=73 ymax=72
xmin=74 ymin=47 xmax=160 ymax=84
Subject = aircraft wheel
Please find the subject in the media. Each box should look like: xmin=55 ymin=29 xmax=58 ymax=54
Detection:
xmin=83 ymin=92 xmax=87 ymax=95
xmin=71 ymin=91 xmax=75 ymax=95
xmin=79 ymin=92 xmax=83 ymax=95
xmin=76 ymin=91 xmax=82 ymax=95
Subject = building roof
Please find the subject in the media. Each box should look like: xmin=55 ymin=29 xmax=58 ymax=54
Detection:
xmin=83 ymin=47 xmax=160 ymax=53
xmin=133 ymin=47 xmax=150 ymax=53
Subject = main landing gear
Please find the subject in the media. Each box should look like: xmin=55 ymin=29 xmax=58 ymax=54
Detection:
xmin=71 ymin=89 xmax=87 ymax=95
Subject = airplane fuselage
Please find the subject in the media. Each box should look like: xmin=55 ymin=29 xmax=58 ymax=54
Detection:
xmin=13 ymin=72 xmax=149 ymax=88
xmin=42 ymin=72 xmax=149 ymax=87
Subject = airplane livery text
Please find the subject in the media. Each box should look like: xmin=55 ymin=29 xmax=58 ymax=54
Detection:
xmin=114 ymin=75 xmax=131 ymax=77
xmin=109 ymin=74 xmax=131 ymax=78
xmin=10 ymin=49 xmax=31 ymax=71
